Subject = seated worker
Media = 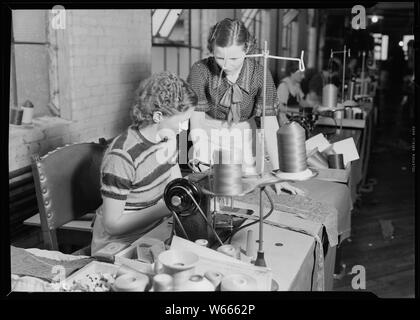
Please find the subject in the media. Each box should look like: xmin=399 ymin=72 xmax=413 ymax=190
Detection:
xmin=276 ymin=60 xmax=306 ymax=125
xmin=91 ymin=72 xmax=197 ymax=254
xmin=301 ymin=61 xmax=341 ymax=110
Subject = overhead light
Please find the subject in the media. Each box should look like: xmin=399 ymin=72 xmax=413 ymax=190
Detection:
xmin=367 ymin=14 xmax=383 ymax=23
xmin=399 ymin=41 xmax=404 ymax=47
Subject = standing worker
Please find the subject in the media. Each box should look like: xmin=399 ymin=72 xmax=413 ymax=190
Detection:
xmin=187 ymin=18 xmax=303 ymax=195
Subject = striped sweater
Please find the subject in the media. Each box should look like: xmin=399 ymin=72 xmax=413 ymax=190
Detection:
xmin=100 ymin=125 xmax=178 ymax=211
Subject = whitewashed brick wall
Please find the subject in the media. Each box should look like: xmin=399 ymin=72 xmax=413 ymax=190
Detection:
xmin=9 ymin=9 xmax=151 ymax=172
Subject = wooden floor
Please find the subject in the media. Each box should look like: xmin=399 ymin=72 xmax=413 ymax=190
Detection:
xmin=333 ymin=91 xmax=415 ymax=297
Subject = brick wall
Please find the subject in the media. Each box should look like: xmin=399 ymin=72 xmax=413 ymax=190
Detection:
xmin=9 ymin=9 xmax=151 ymax=172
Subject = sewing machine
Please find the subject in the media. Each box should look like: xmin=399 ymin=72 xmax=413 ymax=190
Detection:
xmin=163 ymin=172 xmax=254 ymax=247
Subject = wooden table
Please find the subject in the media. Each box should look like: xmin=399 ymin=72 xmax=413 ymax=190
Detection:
xmin=139 ymin=215 xmax=334 ymax=291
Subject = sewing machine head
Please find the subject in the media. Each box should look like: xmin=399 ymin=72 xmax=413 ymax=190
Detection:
xmin=163 ymin=172 xmax=253 ymax=247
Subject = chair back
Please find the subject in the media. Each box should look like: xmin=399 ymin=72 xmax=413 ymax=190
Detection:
xmin=31 ymin=142 xmax=107 ymax=249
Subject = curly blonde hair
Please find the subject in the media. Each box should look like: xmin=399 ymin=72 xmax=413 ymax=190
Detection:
xmin=130 ymin=71 xmax=198 ymax=129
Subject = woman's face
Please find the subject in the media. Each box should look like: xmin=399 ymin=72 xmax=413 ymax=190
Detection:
xmin=159 ymin=108 xmax=194 ymax=135
xmin=213 ymin=44 xmax=247 ymax=76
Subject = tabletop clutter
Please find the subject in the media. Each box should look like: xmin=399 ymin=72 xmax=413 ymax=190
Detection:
xmin=55 ymin=234 xmax=269 ymax=292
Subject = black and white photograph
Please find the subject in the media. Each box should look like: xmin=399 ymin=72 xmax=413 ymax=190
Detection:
xmin=2 ymin=1 xmax=417 ymax=302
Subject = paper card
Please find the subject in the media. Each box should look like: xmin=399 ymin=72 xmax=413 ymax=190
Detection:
xmin=305 ymin=133 xmax=331 ymax=154
xmin=330 ymin=137 xmax=359 ymax=166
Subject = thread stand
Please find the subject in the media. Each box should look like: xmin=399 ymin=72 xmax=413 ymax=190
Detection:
xmin=244 ymin=41 xmax=306 ymax=267
xmin=330 ymin=46 xmax=351 ymax=134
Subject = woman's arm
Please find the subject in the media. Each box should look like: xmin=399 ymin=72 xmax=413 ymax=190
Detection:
xmin=190 ymin=110 xmax=205 ymax=131
xmin=102 ymin=197 xmax=171 ymax=237
xmin=277 ymin=82 xmax=289 ymax=113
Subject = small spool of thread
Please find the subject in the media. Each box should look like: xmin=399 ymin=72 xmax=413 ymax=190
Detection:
xmin=153 ymin=274 xmax=174 ymax=292
xmin=355 ymin=112 xmax=364 ymax=120
xmin=349 ymin=80 xmax=355 ymax=100
xmin=113 ymin=273 xmax=149 ymax=292
xmin=333 ymin=109 xmax=343 ymax=120
xmin=307 ymin=149 xmax=329 ymax=169
xmin=355 ymin=83 xmax=361 ymax=96
xmin=344 ymin=107 xmax=353 ymax=119
xmin=220 ymin=273 xmax=258 ymax=291
xmin=21 ymin=100 xmax=34 ymax=125
xmin=10 ymin=107 xmax=23 ymax=125
xmin=204 ymin=271 xmax=224 ymax=290
xmin=246 ymin=230 xmax=254 ymax=257
xmin=212 ymin=149 xmax=242 ymax=196
xmin=322 ymin=84 xmax=338 ymax=109
xmin=277 ymin=121 xmax=308 ymax=173
xmin=195 ymin=239 xmax=208 ymax=247
xmin=217 ymin=244 xmax=240 ymax=259
xmin=327 ymin=154 xmax=345 ymax=169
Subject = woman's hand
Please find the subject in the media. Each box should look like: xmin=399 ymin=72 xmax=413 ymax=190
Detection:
xmin=273 ymin=182 xmax=305 ymax=196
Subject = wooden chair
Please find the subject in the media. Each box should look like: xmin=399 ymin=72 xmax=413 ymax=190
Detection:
xmin=28 ymin=141 xmax=108 ymax=253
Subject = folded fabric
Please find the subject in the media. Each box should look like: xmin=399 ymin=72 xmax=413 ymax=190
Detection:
xmin=10 ymin=246 xmax=94 ymax=282
xmin=233 ymin=160 xmax=339 ymax=247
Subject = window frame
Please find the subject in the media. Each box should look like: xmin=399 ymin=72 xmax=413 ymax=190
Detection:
xmin=10 ymin=9 xmax=67 ymax=119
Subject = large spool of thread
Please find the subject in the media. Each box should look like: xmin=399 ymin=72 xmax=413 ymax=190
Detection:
xmin=322 ymin=84 xmax=338 ymax=109
xmin=212 ymin=149 xmax=243 ymax=196
xmin=112 ymin=273 xmax=149 ymax=292
xmin=158 ymin=250 xmax=199 ymax=290
xmin=178 ymin=275 xmax=215 ymax=291
xmin=220 ymin=273 xmax=258 ymax=291
xmin=277 ymin=122 xmax=308 ymax=173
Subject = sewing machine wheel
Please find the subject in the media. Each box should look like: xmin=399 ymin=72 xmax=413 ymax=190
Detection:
xmin=164 ymin=178 xmax=203 ymax=217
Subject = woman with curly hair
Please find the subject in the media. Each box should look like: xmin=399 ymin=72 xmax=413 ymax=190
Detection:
xmin=187 ymin=18 xmax=303 ymax=195
xmin=91 ymin=72 xmax=197 ymax=254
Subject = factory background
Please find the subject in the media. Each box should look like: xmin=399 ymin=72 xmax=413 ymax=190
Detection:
xmin=7 ymin=4 xmax=416 ymax=296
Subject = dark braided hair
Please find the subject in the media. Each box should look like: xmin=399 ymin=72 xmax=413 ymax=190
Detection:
xmin=207 ymin=18 xmax=256 ymax=54
xmin=130 ymin=71 xmax=198 ymax=129
xmin=285 ymin=60 xmax=300 ymax=76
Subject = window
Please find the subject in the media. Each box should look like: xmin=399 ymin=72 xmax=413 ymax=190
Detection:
xmin=10 ymin=10 xmax=57 ymax=118
xmin=241 ymin=9 xmax=263 ymax=50
xmin=151 ymin=9 xmax=203 ymax=79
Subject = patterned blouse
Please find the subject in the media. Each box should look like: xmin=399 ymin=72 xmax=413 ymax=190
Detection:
xmin=187 ymin=57 xmax=279 ymax=122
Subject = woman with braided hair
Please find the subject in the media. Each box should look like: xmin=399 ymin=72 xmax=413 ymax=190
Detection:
xmin=91 ymin=72 xmax=197 ymax=254
xmin=187 ymin=18 xmax=303 ymax=195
